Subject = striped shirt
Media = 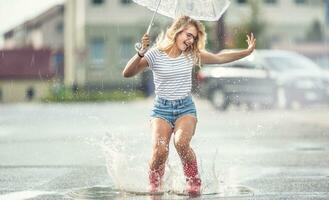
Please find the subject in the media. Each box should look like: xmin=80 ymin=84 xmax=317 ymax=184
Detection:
xmin=144 ymin=48 xmax=194 ymax=100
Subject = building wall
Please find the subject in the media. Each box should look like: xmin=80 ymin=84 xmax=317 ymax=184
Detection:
xmin=84 ymin=0 xmax=154 ymax=25
xmin=78 ymin=24 xmax=149 ymax=89
xmin=0 ymin=80 xmax=52 ymax=103
xmin=33 ymin=11 xmax=64 ymax=50
xmin=225 ymin=0 xmax=326 ymax=44
xmin=65 ymin=0 xmax=328 ymax=88
xmin=65 ymin=0 xmax=170 ymax=88
xmin=4 ymin=6 xmax=64 ymax=50
xmin=227 ymin=0 xmax=325 ymax=25
xmin=4 ymin=26 xmax=28 ymax=49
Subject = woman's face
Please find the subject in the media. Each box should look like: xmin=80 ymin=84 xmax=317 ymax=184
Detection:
xmin=175 ymin=25 xmax=198 ymax=52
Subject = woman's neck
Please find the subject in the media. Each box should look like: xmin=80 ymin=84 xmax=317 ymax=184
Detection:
xmin=165 ymin=44 xmax=182 ymax=58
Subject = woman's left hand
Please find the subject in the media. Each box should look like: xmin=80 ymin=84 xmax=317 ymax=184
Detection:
xmin=246 ymin=33 xmax=256 ymax=55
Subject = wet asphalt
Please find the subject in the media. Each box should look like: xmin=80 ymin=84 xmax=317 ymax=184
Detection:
xmin=0 ymin=97 xmax=329 ymax=200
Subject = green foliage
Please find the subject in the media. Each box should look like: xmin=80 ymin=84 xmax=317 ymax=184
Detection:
xmin=204 ymin=22 xmax=215 ymax=50
xmin=305 ymin=20 xmax=324 ymax=42
xmin=233 ymin=0 xmax=267 ymax=48
xmin=43 ymin=85 xmax=145 ymax=102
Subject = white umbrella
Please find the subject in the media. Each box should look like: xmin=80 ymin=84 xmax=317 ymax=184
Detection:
xmin=134 ymin=0 xmax=230 ymax=22
xmin=134 ymin=0 xmax=230 ymax=51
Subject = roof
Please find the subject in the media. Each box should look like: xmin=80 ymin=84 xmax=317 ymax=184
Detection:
xmin=4 ymin=4 xmax=64 ymax=39
xmin=0 ymin=48 xmax=55 ymax=80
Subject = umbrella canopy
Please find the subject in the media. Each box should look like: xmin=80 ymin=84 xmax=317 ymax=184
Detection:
xmin=133 ymin=0 xmax=230 ymax=21
xmin=133 ymin=0 xmax=230 ymax=52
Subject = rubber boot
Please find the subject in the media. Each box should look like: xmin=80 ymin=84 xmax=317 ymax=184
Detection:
xmin=148 ymin=165 xmax=165 ymax=193
xmin=183 ymin=160 xmax=201 ymax=196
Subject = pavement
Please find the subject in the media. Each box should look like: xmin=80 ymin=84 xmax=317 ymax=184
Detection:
xmin=0 ymin=97 xmax=329 ymax=200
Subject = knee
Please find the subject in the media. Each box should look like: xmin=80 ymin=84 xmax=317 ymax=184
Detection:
xmin=174 ymin=136 xmax=190 ymax=153
xmin=152 ymin=140 xmax=169 ymax=159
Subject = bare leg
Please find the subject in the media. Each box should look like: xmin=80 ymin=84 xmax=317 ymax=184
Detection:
xmin=173 ymin=115 xmax=201 ymax=196
xmin=149 ymin=118 xmax=172 ymax=169
xmin=173 ymin=115 xmax=197 ymax=164
xmin=148 ymin=118 xmax=173 ymax=192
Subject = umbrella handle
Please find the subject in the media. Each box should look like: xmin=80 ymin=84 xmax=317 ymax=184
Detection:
xmin=133 ymin=23 xmax=153 ymax=52
xmin=134 ymin=0 xmax=162 ymax=52
xmin=134 ymin=20 xmax=153 ymax=52
xmin=134 ymin=42 xmax=143 ymax=52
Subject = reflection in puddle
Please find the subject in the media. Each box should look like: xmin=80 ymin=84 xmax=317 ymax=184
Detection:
xmin=66 ymin=185 xmax=254 ymax=200
xmin=295 ymin=147 xmax=326 ymax=152
xmin=66 ymin=187 xmax=119 ymax=199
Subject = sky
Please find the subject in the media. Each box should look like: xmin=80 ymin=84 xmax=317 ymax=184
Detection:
xmin=0 ymin=0 xmax=64 ymax=47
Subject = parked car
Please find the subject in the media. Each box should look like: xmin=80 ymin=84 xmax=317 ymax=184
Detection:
xmin=314 ymin=56 xmax=329 ymax=71
xmin=197 ymin=50 xmax=329 ymax=110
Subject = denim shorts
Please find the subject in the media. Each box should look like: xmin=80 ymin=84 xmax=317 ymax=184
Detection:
xmin=150 ymin=95 xmax=197 ymax=128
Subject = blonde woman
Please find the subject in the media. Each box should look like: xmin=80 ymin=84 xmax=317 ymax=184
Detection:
xmin=122 ymin=16 xmax=256 ymax=196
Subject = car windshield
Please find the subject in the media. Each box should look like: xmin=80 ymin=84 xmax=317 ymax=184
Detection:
xmin=263 ymin=54 xmax=321 ymax=72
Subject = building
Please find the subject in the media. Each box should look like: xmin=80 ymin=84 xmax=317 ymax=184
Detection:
xmin=2 ymin=0 xmax=328 ymax=95
xmin=3 ymin=5 xmax=64 ymax=51
xmin=225 ymin=0 xmax=328 ymax=45
xmin=1 ymin=5 xmax=63 ymax=103
xmin=64 ymin=0 xmax=170 ymax=91
xmin=0 ymin=49 xmax=54 ymax=103
xmin=3 ymin=4 xmax=64 ymax=82
xmin=64 ymin=0 xmax=328 ymax=90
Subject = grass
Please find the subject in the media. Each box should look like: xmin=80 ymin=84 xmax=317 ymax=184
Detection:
xmin=43 ymin=87 xmax=145 ymax=103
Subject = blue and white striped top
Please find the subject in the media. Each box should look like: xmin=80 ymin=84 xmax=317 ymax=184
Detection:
xmin=144 ymin=48 xmax=194 ymax=100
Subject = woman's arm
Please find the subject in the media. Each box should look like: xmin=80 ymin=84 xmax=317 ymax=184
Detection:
xmin=122 ymin=55 xmax=149 ymax=78
xmin=122 ymin=34 xmax=150 ymax=78
xmin=201 ymin=33 xmax=256 ymax=65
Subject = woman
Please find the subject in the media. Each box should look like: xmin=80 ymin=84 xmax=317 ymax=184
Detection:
xmin=122 ymin=16 xmax=256 ymax=196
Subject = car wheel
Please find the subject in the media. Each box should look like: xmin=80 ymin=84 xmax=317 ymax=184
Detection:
xmin=247 ymin=102 xmax=256 ymax=110
xmin=261 ymin=102 xmax=275 ymax=110
xmin=210 ymin=88 xmax=229 ymax=111
xmin=278 ymin=87 xmax=302 ymax=109
xmin=260 ymin=94 xmax=277 ymax=110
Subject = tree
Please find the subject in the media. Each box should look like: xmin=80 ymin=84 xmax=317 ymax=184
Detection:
xmin=233 ymin=0 xmax=267 ymax=48
xmin=305 ymin=20 xmax=324 ymax=42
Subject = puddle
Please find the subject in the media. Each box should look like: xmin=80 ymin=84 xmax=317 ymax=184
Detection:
xmin=66 ymin=185 xmax=254 ymax=199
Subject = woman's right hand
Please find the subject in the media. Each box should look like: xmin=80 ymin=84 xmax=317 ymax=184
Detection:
xmin=140 ymin=33 xmax=151 ymax=54
xmin=123 ymin=34 xmax=150 ymax=77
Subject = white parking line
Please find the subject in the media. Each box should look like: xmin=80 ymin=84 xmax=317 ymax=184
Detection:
xmin=0 ymin=191 xmax=55 ymax=200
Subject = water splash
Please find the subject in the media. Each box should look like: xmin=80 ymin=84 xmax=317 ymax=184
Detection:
xmin=102 ymin=132 xmax=151 ymax=192
xmin=101 ymin=132 xmax=254 ymax=197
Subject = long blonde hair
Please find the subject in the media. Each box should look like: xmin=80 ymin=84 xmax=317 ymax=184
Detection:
xmin=156 ymin=16 xmax=207 ymax=66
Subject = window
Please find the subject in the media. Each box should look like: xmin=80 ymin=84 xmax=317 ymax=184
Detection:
xmin=231 ymin=61 xmax=255 ymax=69
xmin=92 ymin=0 xmax=105 ymax=5
xmin=264 ymin=55 xmax=320 ymax=72
xmin=264 ymin=0 xmax=277 ymax=4
xmin=186 ymin=2 xmax=194 ymax=11
xmin=295 ymin=0 xmax=306 ymax=4
xmin=120 ymin=38 xmax=133 ymax=62
xmin=236 ymin=0 xmax=247 ymax=4
xmin=90 ymin=38 xmax=105 ymax=68
xmin=56 ymin=22 xmax=63 ymax=34
xmin=52 ymin=53 xmax=64 ymax=78
xmin=26 ymin=87 xmax=35 ymax=101
xmin=121 ymin=0 xmax=132 ymax=4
